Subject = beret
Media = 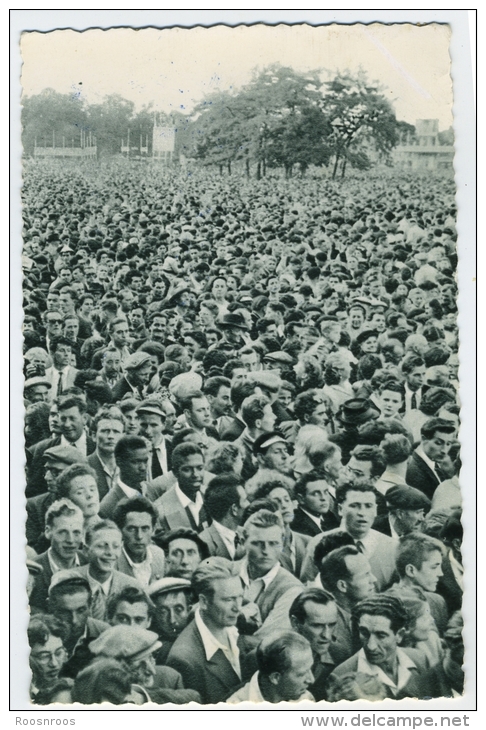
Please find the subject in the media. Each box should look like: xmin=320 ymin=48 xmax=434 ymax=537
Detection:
xmin=385 ymin=485 xmax=431 ymax=511
xmin=89 ymin=626 xmax=161 ymax=662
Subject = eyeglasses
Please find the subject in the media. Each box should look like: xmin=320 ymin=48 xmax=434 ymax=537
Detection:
xmin=31 ymin=647 xmax=66 ymax=665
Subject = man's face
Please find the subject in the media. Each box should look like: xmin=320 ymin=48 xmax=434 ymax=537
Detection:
xmin=175 ymin=453 xmax=205 ymax=500
xmin=379 ymin=389 xmax=403 ymax=418
xmin=345 ymin=457 xmax=373 ymax=488
xmin=410 ymin=549 xmax=444 ymax=591
xmin=302 ymin=480 xmax=331 ymax=516
xmin=308 ymin=401 xmax=330 ymax=430
xmin=59 ymin=268 xmax=72 ymax=284
xmin=121 ymin=511 xmax=154 ymax=560
xmin=123 ymin=409 xmax=140 ymax=435
xmin=209 ymin=386 xmax=232 ymax=418
xmin=139 ymin=413 xmax=165 ymax=446
xmin=133 ymin=363 xmax=153 ymax=386
xmin=294 ymin=600 xmax=338 ymax=656
xmin=268 ymin=486 xmax=294 ymax=523
xmin=245 ymin=524 xmax=283 ymax=577
xmin=339 ymin=489 xmax=377 ymax=539
xmin=120 ymin=291 xmax=135 ymax=312
xmin=102 ymin=352 xmax=122 ymax=378
xmin=240 ymin=351 xmax=258 ymax=373
xmin=129 ymin=309 xmax=145 ymax=330
xmin=110 ymin=600 xmax=151 ymax=629
xmin=59 ymin=293 xmax=75 ymax=315
xmin=53 ymin=344 xmax=72 ymax=370
xmin=423 ymin=430 xmax=454 ymax=462
xmin=120 ymin=447 xmax=149 ymax=486
xmin=261 ymin=443 xmax=289 ymax=473
xmin=166 ymin=538 xmax=201 ymax=580
xmin=198 ymin=307 xmax=214 ymax=328
xmin=149 ymin=316 xmax=167 ymax=341
xmin=27 ymin=384 xmax=50 ymax=404
xmin=154 ymin=590 xmax=190 ymax=639
xmin=59 ymin=406 xmax=86 ymax=442
xmin=342 ymin=553 xmax=376 ymax=602
xmin=275 ymin=648 xmax=314 ymax=701
xmin=96 ymin=418 xmax=124 ymax=454
xmin=51 ymin=590 xmax=91 ymax=644
xmin=79 ymin=298 xmax=94 ymax=317
xmin=63 ymin=318 xmax=79 ymax=341
xmin=111 ymin=321 xmax=129 ymax=349
xmin=46 ymin=513 xmax=84 ymax=562
xmin=231 ymin=368 xmax=248 ymax=385
xmin=396 ymin=508 xmax=426 ymax=535
xmin=359 ymin=614 xmax=402 ymax=670
xmin=68 ymin=475 xmax=100 ymax=518
xmin=409 ymin=289 xmax=425 ymax=308
xmin=406 ymin=366 xmax=426 ymax=391
xmin=259 ymin=404 xmax=276 ymax=432
xmin=46 ymin=293 xmax=60 ymax=311
xmin=29 ymin=634 xmax=66 ymax=689
xmin=201 ymin=577 xmax=243 ymax=629
xmin=349 ymin=308 xmax=365 ymax=329
xmin=87 ymin=527 xmax=122 ymax=576
xmin=46 ymin=313 xmax=63 ymax=337
xmin=128 ymin=653 xmax=157 ymax=689
xmin=187 ymin=397 xmax=212 ymax=430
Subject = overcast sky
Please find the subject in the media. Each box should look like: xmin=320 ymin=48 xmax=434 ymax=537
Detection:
xmin=21 ymin=23 xmax=453 ymax=129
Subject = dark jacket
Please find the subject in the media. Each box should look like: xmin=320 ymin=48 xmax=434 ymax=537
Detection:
xmin=406 ymin=451 xmax=441 ymax=501
xmin=27 ymin=434 xmax=96 ymax=498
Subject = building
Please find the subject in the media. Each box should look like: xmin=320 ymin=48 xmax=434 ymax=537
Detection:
xmin=393 ymin=119 xmax=454 ymax=173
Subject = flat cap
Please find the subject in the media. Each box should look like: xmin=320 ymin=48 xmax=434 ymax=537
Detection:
xmin=169 ymin=372 xmax=203 ymax=400
xmin=136 ymin=399 xmax=166 ymax=420
xmin=263 ymin=351 xmax=294 ymax=364
xmin=124 ymin=352 xmax=152 ymax=371
xmin=253 ymin=431 xmax=288 ymax=455
xmin=148 ymin=577 xmax=192 ymax=599
xmin=49 ymin=568 xmax=90 ymax=594
xmin=44 ymin=445 xmax=88 ymax=466
xmin=385 ymin=485 xmax=431 ymax=512
xmin=24 ymin=376 xmax=52 ymax=390
xmin=89 ymin=626 xmax=162 ymax=662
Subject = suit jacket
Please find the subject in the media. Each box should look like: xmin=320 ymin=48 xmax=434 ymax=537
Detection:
xmin=372 ymin=513 xmax=393 ymax=537
xmin=26 ymin=492 xmax=56 ymax=551
xmin=44 ymin=366 xmax=79 ymax=400
xmin=29 ymin=550 xmax=88 ymax=614
xmin=436 ymin=552 xmax=463 ymax=616
xmin=166 ymin=618 xmax=242 ymax=704
xmin=60 ymin=616 xmax=110 ymax=680
xmin=98 ymin=483 xmax=145 ymax=520
xmin=154 ymin=486 xmax=210 ymax=536
xmin=300 ymin=528 xmax=397 ymax=591
xmin=279 ymin=530 xmax=311 ymax=578
xmin=65 ymin=564 xmax=142 ymax=621
xmin=111 ymin=375 xmax=142 ymax=403
xmin=26 ymin=434 xmax=96 ymax=498
xmin=327 ymin=647 xmax=428 ymax=701
xmin=87 ymin=452 xmax=114 ymax=501
xmin=116 ymin=544 xmax=166 ymax=584
xmin=406 ymin=451 xmax=441 ymax=501
xmin=291 ymin=507 xmax=339 ymax=538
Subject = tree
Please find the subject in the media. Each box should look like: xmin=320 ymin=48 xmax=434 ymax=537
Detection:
xmin=87 ymin=94 xmax=135 ymax=157
xmin=321 ymin=71 xmax=400 ymax=178
xmin=21 ymin=89 xmax=88 ymax=155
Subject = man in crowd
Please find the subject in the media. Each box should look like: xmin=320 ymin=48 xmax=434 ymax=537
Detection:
xmin=113 ymin=496 xmax=166 ymax=587
xmin=199 ymin=474 xmax=249 ymax=560
xmin=99 ymin=435 xmax=150 ymax=519
xmin=87 ymin=407 xmax=125 ymax=500
xmin=148 ymin=577 xmax=193 ymax=662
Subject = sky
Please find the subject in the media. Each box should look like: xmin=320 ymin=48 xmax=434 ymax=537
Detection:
xmin=20 ymin=22 xmax=454 ymax=130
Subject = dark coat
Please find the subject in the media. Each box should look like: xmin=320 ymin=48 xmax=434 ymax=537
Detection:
xmin=29 ymin=550 xmax=88 ymax=614
xmin=166 ymin=619 xmax=242 ymax=704
xmin=436 ymin=552 xmax=463 ymax=616
xmin=26 ymin=492 xmax=56 ymax=551
xmin=87 ymin=451 xmax=113 ymax=501
xmin=291 ymin=507 xmax=339 ymax=538
xmin=198 ymin=523 xmax=245 ymax=561
xmin=27 ymin=435 xmax=96 ymax=498
xmin=406 ymin=451 xmax=441 ymax=501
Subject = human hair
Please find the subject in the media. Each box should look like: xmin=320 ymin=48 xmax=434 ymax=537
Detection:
xmin=50 ymin=336 xmax=74 ymax=354
xmin=85 ymin=519 xmax=121 ymax=546
xmin=293 ymin=389 xmax=328 ymax=424
xmin=91 ymin=406 xmax=126 ymax=433
xmin=241 ymin=394 xmax=271 ymax=429
xmin=113 ymin=495 xmax=158 ymax=530
xmin=108 ymin=317 xmax=129 ymax=334
xmin=308 ymin=441 xmax=341 ymax=471
xmin=348 ymin=445 xmax=386 ymax=479
xmin=222 ymin=358 xmax=245 ymax=380
xmin=381 ymin=433 xmax=412 ymax=466
xmin=180 ymin=390 xmax=206 ymax=413
xmin=171 ymin=442 xmax=204 ymax=474
xmin=191 ymin=556 xmax=239 ymax=599
xmin=294 ymin=470 xmax=328 ymax=501
xmin=335 ymin=481 xmax=380 ymax=505
xmin=138 ymin=341 xmax=165 ymax=362
xmin=230 ymin=380 xmax=258 ymax=411
xmin=353 ymin=594 xmax=409 ymax=634
xmin=114 ymin=435 xmax=148 ymax=463
xmin=257 ymin=631 xmax=311 ymax=677
xmin=203 ymin=475 xmax=243 ymax=522
xmin=395 ymin=532 xmax=446 ymax=578
xmin=158 ymin=527 xmax=210 ymax=560
xmin=203 ymin=376 xmax=231 ymax=398
xmin=242 ymin=508 xmax=284 ymax=538
xmin=357 ymin=418 xmax=414 ymax=447
xmin=45 ymin=498 xmax=84 ymax=528
xmin=252 ymin=476 xmax=295 ymax=502
xmin=289 ymin=588 xmax=336 ymax=624
xmin=357 ymin=354 xmax=383 ymax=381
xmin=57 ymin=394 xmax=87 ymax=414
xmin=206 ymin=441 xmax=243 ymax=475
xmin=164 ymin=344 xmax=186 ymax=363
xmin=401 ymin=353 xmax=425 ymax=375
xmin=106 ymin=586 xmax=154 ymax=622
xmin=28 ymin=613 xmax=68 ymax=648
xmin=49 ymin=577 xmax=92 ymax=606
xmin=55 ymin=464 xmax=97 ymax=500
xmin=119 ymin=398 xmax=140 ymax=416
xmin=379 ymin=379 xmax=405 ymax=398
xmin=71 ymin=658 xmax=133 ymax=705
xmin=420 ymin=417 xmax=456 ymax=440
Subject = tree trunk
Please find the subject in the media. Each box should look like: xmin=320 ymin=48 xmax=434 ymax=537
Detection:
xmin=332 ymin=153 xmax=340 ymax=180
xmin=262 ymin=158 xmax=267 ymax=177
xmin=341 ymin=156 xmax=348 ymax=178
xmin=245 ymin=157 xmax=250 ymax=178
xmin=256 ymin=161 xmax=261 ymax=180
xmin=227 ymin=160 xmax=232 ymax=175
xmin=219 ymin=164 xmax=223 ymax=176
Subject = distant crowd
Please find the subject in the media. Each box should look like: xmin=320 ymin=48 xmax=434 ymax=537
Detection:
xmin=21 ymin=160 xmax=463 ymax=705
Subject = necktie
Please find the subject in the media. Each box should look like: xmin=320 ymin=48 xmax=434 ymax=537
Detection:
xmin=90 ymin=586 xmax=106 ymax=621
xmin=411 ymin=391 xmax=417 ymax=410
xmin=57 ymin=371 xmax=64 ymax=397
xmin=151 ymin=448 xmax=163 ymax=478
xmin=355 ymin=540 xmax=365 ymax=554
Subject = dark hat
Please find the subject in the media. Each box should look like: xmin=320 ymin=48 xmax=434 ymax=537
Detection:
xmin=89 ymin=626 xmax=161 ymax=662
xmin=44 ymin=445 xmax=88 ymax=466
xmin=385 ymin=485 xmax=431 ymax=512
xmin=253 ymin=431 xmax=288 ymax=456
xmin=356 ymin=329 xmax=379 ymax=346
xmin=124 ymin=352 xmax=152 ymax=371
xmin=218 ymin=312 xmax=249 ymax=330
xmin=263 ymin=351 xmax=294 ymax=364
xmin=337 ymin=398 xmax=381 ymax=425
xmin=148 ymin=577 xmax=191 ymax=599
xmin=136 ymin=399 xmax=166 ymax=420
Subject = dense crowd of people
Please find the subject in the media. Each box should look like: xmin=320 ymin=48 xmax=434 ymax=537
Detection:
xmin=21 ymin=158 xmax=463 ymax=705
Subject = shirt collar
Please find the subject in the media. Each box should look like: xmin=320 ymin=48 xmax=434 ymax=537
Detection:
xmin=118 ymin=479 xmax=146 ymax=498
xmin=194 ymin=607 xmax=240 ymax=664
xmin=247 ymin=672 xmax=265 ymax=702
xmin=300 ymin=507 xmax=323 ymax=529
xmin=212 ymin=520 xmax=236 ymax=542
xmin=87 ymin=570 xmax=113 ymax=596
xmin=175 ymin=483 xmax=203 ymax=510
xmin=239 ymin=558 xmax=280 ymax=589
xmin=356 ymin=647 xmax=417 ymax=692
xmin=122 ymin=545 xmax=152 ymax=569
xmin=60 ymin=431 xmax=87 ymax=451
xmin=415 ymin=444 xmax=439 ymax=477
xmin=47 ymin=547 xmax=80 ymax=573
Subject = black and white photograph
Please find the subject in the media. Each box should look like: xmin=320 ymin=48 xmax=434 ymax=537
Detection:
xmin=11 ymin=10 xmax=476 ymax=715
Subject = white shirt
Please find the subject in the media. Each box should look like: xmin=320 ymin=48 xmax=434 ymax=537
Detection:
xmin=174 ymin=483 xmax=203 ymax=525
xmin=51 ymin=365 xmax=70 ymax=394
xmin=96 ymin=452 xmax=119 ymax=492
xmin=212 ymin=520 xmax=237 ymax=559
xmin=356 ymin=647 xmax=418 ymax=696
xmin=239 ymin=558 xmax=280 ymax=603
xmin=194 ymin=607 xmax=241 ymax=679
xmin=87 ymin=570 xmax=113 ymax=597
xmin=151 ymin=437 xmax=168 ymax=478
xmin=60 ymin=431 xmax=88 ymax=456
xmin=118 ymin=478 xmax=148 ymax=499
xmin=404 ymin=384 xmax=421 ymax=413
xmin=47 ymin=547 xmax=80 ymax=574
xmin=122 ymin=545 xmax=153 ymax=587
